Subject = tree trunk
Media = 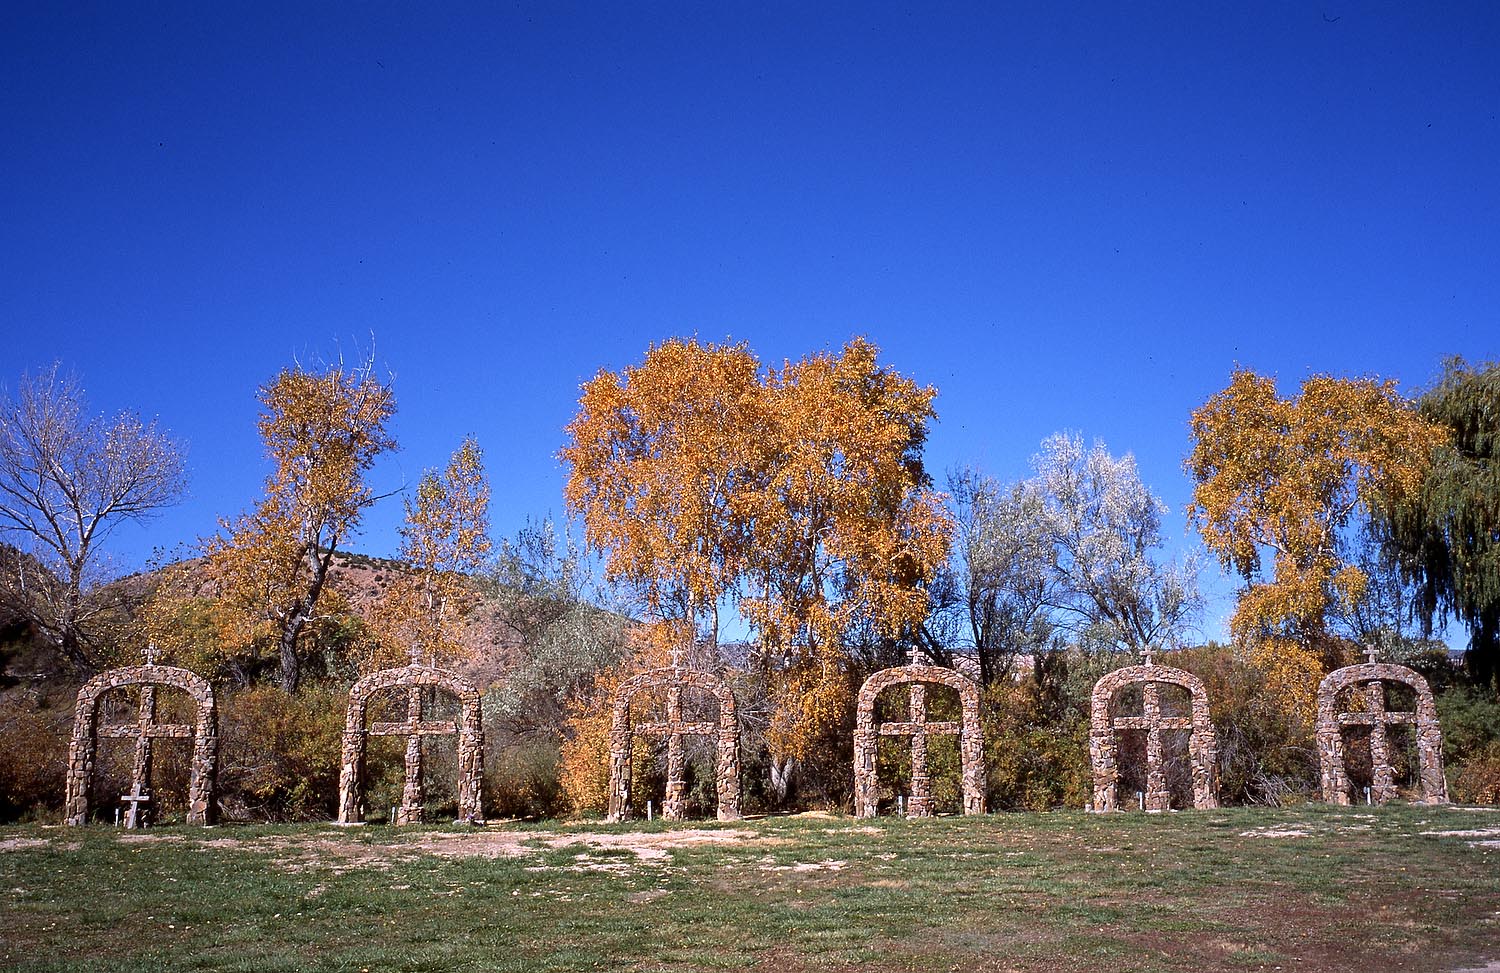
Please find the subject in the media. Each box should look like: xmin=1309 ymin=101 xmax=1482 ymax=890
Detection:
xmin=278 ymin=615 xmax=303 ymax=693
xmin=768 ymin=755 xmax=797 ymax=807
xmin=57 ymin=625 xmax=95 ymax=676
xmin=56 ymin=578 xmax=95 ymax=675
xmin=277 ymin=544 xmax=337 ymax=693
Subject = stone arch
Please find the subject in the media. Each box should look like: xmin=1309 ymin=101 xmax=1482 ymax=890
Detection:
xmin=64 ymin=663 xmax=217 ymax=826
xmin=1090 ymin=662 xmax=1218 ymax=812
xmin=337 ymin=664 xmax=484 ymax=825
xmin=607 ymin=667 xmax=740 ymax=822
xmin=853 ymin=664 xmax=985 ymax=817
xmin=1316 ymin=661 xmax=1446 ymax=805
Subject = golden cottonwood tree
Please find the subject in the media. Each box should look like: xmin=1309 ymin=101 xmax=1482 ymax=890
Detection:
xmin=371 ymin=437 xmax=492 ymax=669
xmin=205 ymin=359 xmax=396 ymax=691
xmin=1186 ymin=369 xmax=1446 ymax=716
xmin=562 ymin=337 xmax=949 ymax=797
xmin=747 ymin=342 xmax=950 ymax=774
xmin=562 ymin=339 xmax=766 ymax=636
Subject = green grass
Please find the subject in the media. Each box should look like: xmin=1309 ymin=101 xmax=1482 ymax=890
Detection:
xmin=3 ymin=805 xmax=1498 ymax=972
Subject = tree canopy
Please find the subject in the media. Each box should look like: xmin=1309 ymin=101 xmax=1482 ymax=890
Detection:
xmin=1186 ymin=368 xmax=1448 ymax=714
xmin=562 ymin=337 xmax=948 ymax=653
xmin=928 ymin=436 xmax=1200 ymax=685
xmin=205 ymin=358 xmax=396 ymax=691
xmin=1377 ymin=358 xmax=1500 ymax=685
xmin=370 ymin=437 xmax=492 ymax=668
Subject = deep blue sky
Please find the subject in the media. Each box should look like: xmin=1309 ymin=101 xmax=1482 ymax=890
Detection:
xmin=3 ymin=4 xmax=1497 ymax=639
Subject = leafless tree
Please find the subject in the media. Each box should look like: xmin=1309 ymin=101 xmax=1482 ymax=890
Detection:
xmin=0 ymin=365 xmax=186 ymax=672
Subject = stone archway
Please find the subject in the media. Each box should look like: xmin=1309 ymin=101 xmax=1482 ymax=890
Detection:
xmin=1090 ymin=655 xmax=1218 ymax=812
xmin=607 ymin=665 xmax=740 ymax=822
xmin=853 ymin=660 xmax=985 ymax=817
xmin=65 ymin=650 xmax=217 ymax=827
xmin=337 ymin=663 xmax=485 ymax=825
xmin=1317 ymin=649 xmax=1447 ymax=806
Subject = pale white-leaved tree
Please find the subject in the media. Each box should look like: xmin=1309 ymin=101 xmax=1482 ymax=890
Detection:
xmin=1032 ymin=433 xmax=1201 ymax=652
xmin=933 ymin=435 xmax=1201 ymax=674
xmin=922 ymin=467 xmax=1055 ymax=684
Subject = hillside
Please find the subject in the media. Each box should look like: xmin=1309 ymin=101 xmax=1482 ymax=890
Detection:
xmin=0 ymin=545 xmax=630 ymax=693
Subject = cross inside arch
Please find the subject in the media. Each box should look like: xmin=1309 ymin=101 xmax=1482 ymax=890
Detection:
xmin=633 ymin=675 xmax=716 ymax=818
xmin=1338 ymin=673 xmax=1416 ymax=803
xmin=99 ymin=668 xmax=194 ymax=829
xmin=883 ymin=661 xmax=960 ymax=817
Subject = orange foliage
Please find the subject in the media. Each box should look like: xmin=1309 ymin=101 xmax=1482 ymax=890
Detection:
xmin=369 ymin=437 xmax=492 ymax=670
xmin=562 ymin=337 xmax=949 ymax=780
xmin=204 ymin=359 xmax=396 ymax=690
xmin=562 ymin=337 xmax=948 ymax=648
xmin=1187 ymin=369 xmax=1447 ymax=715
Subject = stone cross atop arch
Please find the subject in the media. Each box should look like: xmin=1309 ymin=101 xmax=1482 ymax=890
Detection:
xmin=64 ymin=657 xmax=218 ymax=827
xmin=853 ymin=663 xmax=985 ymax=818
xmin=1316 ymin=658 xmax=1447 ymax=806
xmin=607 ymin=665 xmax=740 ymax=822
xmin=337 ymin=663 xmax=485 ymax=825
xmin=1089 ymin=657 xmax=1218 ymax=812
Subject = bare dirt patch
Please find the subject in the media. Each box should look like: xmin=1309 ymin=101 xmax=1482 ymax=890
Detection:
xmin=1238 ymin=825 xmax=1314 ymax=838
xmin=550 ymin=827 xmax=757 ymax=860
xmin=176 ymin=825 xmax=766 ymax=874
xmin=1419 ymin=827 xmax=1500 ymax=849
xmin=760 ymin=858 xmax=848 ymax=872
xmin=0 ymin=838 xmax=56 ymax=852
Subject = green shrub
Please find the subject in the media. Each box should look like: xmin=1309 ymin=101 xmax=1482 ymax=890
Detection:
xmin=217 ymin=683 xmax=345 ymax=821
xmin=1452 ymin=740 xmax=1500 ymax=804
xmin=486 ymin=736 xmax=567 ymax=820
xmin=1173 ymin=645 xmax=1318 ymax=806
xmin=982 ymin=661 xmax=1091 ymax=811
xmin=1438 ymin=686 xmax=1500 ymax=804
xmin=0 ymin=694 xmax=69 ymax=821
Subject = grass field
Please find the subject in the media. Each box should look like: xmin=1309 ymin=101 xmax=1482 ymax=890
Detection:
xmin=2 ymin=804 xmax=1498 ymax=972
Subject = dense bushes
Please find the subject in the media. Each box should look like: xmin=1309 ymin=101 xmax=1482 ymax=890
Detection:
xmin=981 ymin=657 xmax=1092 ymax=811
xmin=1438 ymin=687 xmax=1500 ymax=804
xmin=485 ymin=735 xmax=567 ymax=819
xmin=0 ymin=692 xmax=69 ymax=820
xmin=215 ymin=683 xmax=345 ymax=821
xmin=2 ymin=644 xmax=1497 ymax=824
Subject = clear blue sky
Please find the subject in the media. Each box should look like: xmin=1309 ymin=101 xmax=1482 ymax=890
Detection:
xmin=3 ymin=4 xmax=1497 ymax=640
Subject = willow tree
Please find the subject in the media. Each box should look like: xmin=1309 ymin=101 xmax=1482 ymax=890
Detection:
xmin=562 ymin=337 xmax=950 ymax=799
xmin=206 ymin=359 xmax=396 ymax=691
xmin=1377 ymin=358 xmax=1500 ymax=685
xmin=1186 ymin=369 xmax=1447 ymax=716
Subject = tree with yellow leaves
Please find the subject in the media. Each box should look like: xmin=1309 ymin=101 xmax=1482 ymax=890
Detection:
xmin=562 ymin=337 xmax=949 ymax=801
xmin=1186 ymin=369 xmax=1447 ymax=717
xmin=370 ymin=437 xmax=492 ymax=669
xmin=563 ymin=339 xmax=766 ymax=638
xmin=205 ymin=359 xmax=396 ymax=691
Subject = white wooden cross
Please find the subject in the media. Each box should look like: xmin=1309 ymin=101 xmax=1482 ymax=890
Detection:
xmin=1142 ymin=646 xmax=1156 ymax=667
xmin=1364 ymin=645 xmax=1381 ymax=665
xmin=120 ymin=782 xmax=151 ymax=829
